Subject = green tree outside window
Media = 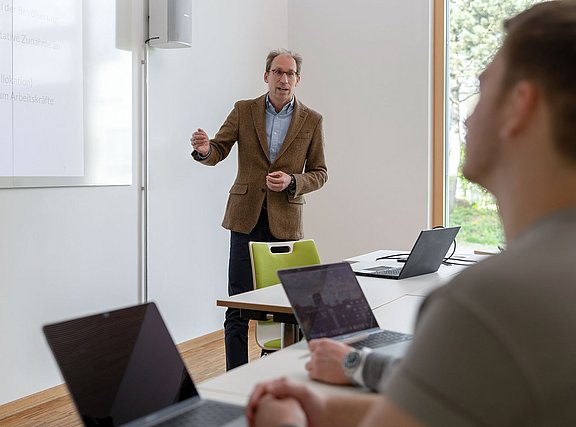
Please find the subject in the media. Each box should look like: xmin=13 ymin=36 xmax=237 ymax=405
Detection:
xmin=447 ymin=0 xmax=546 ymax=251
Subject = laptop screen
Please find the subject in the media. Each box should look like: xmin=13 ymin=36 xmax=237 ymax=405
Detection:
xmin=43 ymin=303 xmax=198 ymax=426
xmin=278 ymin=262 xmax=379 ymax=340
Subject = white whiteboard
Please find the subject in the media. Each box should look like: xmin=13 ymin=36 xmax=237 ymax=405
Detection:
xmin=0 ymin=0 xmax=131 ymax=187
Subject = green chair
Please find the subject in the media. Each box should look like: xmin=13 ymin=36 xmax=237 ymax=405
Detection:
xmin=249 ymin=239 xmax=321 ymax=350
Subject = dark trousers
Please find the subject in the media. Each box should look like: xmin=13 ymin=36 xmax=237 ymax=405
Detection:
xmin=225 ymin=209 xmax=286 ymax=370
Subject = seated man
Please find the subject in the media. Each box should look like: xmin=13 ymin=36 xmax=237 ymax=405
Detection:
xmin=246 ymin=2 xmax=576 ymax=426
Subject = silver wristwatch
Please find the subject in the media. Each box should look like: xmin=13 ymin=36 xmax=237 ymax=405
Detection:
xmin=342 ymin=350 xmax=364 ymax=384
xmin=343 ymin=348 xmax=370 ymax=385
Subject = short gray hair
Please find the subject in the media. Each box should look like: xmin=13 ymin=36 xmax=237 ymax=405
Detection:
xmin=265 ymin=49 xmax=303 ymax=75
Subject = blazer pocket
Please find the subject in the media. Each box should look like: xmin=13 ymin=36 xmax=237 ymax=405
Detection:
xmin=229 ymin=184 xmax=248 ymax=195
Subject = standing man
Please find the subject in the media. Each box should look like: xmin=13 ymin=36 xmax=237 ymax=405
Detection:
xmin=247 ymin=1 xmax=576 ymax=426
xmin=190 ymin=49 xmax=328 ymax=371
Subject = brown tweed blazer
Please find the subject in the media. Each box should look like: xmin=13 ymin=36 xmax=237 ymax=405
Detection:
xmin=192 ymin=94 xmax=328 ymax=240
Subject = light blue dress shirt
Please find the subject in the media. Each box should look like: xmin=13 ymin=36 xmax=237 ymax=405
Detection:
xmin=265 ymin=95 xmax=295 ymax=163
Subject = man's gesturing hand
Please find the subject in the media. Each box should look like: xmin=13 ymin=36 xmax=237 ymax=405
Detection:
xmin=190 ymin=128 xmax=210 ymax=156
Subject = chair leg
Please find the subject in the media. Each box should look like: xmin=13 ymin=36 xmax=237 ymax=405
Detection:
xmin=281 ymin=323 xmax=302 ymax=348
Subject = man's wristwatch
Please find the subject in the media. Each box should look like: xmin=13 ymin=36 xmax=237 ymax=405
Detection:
xmin=287 ymin=174 xmax=296 ymax=193
xmin=343 ymin=348 xmax=370 ymax=386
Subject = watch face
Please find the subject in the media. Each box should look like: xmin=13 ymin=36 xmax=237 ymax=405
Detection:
xmin=344 ymin=351 xmax=361 ymax=369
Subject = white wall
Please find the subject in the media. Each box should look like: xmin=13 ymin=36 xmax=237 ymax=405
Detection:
xmin=0 ymin=187 xmax=140 ymax=405
xmin=0 ymin=0 xmax=433 ymax=406
xmin=289 ymin=0 xmax=433 ymax=262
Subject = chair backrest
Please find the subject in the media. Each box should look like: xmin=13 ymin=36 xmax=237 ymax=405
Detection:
xmin=249 ymin=240 xmax=321 ymax=290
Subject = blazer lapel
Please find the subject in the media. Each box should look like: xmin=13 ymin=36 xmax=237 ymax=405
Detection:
xmin=251 ymin=95 xmax=270 ymax=161
xmin=274 ymin=98 xmax=308 ymax=162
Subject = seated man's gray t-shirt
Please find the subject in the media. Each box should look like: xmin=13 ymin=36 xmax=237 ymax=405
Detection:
xmin=383 ymin=208 xmax=576 ymax=427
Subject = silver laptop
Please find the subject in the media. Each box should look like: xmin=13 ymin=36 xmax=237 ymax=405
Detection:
xmin=278 ymin=262 xmax=412 ymax=349
xmin=352 ymin=226 xmax=461 ymax=279
xmin=43 ymin=302 xmax=246 ymax=427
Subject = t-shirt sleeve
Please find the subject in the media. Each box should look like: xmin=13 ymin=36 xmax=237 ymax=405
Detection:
xmin=382 ymin=290 xmax=532 ymax=427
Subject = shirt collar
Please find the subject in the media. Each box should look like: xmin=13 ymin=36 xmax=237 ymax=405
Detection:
xmin=266 ymin=94 xmax=295 ymax=114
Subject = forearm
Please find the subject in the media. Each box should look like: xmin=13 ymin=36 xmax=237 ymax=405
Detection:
xmin=363 ymin=353 xmax=402 ymax=392
xmin=291 ymin=118 xmax=327 ymax=196
xmin=194 ymin=138 xmax=234 ymax=166
xmin=292 ymin=167 xmax=327 ymax=196
xmin=321 ymin=394 xmax=381 ymax=427
xmin=358 ymin=395 xmax=425 ymax=427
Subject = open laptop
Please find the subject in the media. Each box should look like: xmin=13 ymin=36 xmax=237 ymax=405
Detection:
xmin=43 ymin=303 xmax=245 ymax=427
xmin=351 ymin=226 xmax=461 ymax=279
xmin=278 ymin=262 xmax=413 ymax=350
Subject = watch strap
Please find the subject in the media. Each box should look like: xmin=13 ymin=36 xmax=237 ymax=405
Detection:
xmin=344 ymin=347 xmax=371 ymax=386
xmin=288 ymin=174 xmax=296 ymax=193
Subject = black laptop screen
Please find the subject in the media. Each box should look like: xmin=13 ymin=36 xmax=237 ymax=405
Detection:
xmin=43 ymin=303 xmax=198 ymax=426
xmin=279 ymin=262 xmax=379 ymax=340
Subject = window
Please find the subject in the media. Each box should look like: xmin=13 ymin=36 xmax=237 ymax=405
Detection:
xmin=435 ymin=0 xmax=545 ymax=252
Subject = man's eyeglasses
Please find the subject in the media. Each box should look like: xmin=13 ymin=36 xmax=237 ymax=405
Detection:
xmin=270 ymin=69 xmax=298 ymax=81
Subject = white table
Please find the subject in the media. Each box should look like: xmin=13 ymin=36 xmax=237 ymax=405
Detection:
xmin=216 ymin=250 xmax=468 ymax=330
xmin=203 ymin=250 xmax=480 ymax=403
xmin=199 ymin=293 xmax=426 ymax=404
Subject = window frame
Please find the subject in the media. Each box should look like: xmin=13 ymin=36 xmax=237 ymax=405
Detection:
xmin=432 ymin=0 xmax=446 ymax=227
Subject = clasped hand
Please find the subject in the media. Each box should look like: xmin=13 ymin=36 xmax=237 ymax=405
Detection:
xmin=246 ymin=339 xmax=354 ymax=427
xmin=266 ymin=171 xmax=291 ymax=192
xmin=246 ymin=377 xmax=326 ymax=427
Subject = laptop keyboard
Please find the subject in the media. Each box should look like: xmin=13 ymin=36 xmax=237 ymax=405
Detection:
xmin=157 ymin=400 xmax=244 ymax=426
xmin=368 ymin=266 xmax=402 ymax=276
xmin=349 ymin=330 xmax=412 ymax=349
